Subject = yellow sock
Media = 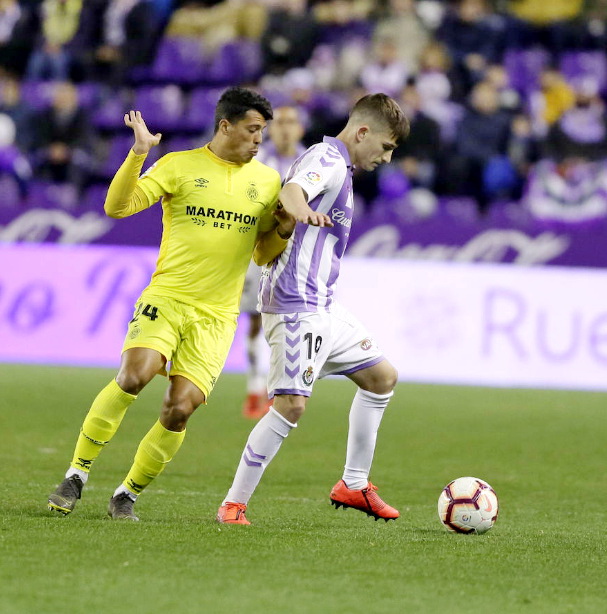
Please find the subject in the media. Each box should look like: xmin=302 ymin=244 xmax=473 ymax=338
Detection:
xmin=70 ymin=379 xmax=137 ymax=473
xmin=123 ymin=420 xmax=186 ymax=495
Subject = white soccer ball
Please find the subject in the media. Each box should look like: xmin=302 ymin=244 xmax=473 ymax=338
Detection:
xmin=438 ymin=477 xmax=499 ymax=534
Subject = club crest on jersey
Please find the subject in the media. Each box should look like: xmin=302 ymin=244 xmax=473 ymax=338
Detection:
xmin=129 ymin=325 xmax=141 ymax=340
xmin=246 ymin=183 xmax=259 ymax=201
xmin=302 ymin=366 xmax=314 ymax=386
xmin=195 ymin=177 xmax=208 ymax=188
xmin=304 ymin=171 xmax=321 ymax=184
xmin=360 ymin=338 xmax=372 ymax=351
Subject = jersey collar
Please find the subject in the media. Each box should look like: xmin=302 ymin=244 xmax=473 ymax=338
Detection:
xmin=323 ymin=136 xmax=351 ymax=168
xmin=203 ymin=143 xmax=244 ymax=167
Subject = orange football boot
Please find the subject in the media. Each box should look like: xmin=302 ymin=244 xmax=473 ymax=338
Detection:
xmin=330 ymin=480 xmax=399 ymax=521
xmin=216 ymin=502 xmax=251 ymax=525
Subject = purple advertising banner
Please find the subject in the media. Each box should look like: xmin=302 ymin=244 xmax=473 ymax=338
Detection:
xmin=2 ymin=193 xmax=607 ymax=267
xmin=0 ymin=243 xmax=247 ymax=372
xmin=4 ymin=242 xmax=607 ymax=391
xmin=347 ymin=199 xmax=607 ymax=267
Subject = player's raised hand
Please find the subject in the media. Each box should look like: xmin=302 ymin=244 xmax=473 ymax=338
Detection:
xmin=124 ymin=110 xmax=162 ymax=155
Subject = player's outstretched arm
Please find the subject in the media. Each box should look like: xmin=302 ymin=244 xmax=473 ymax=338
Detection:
xmin=279 ymin=183 xmax=333 ymax=227
xmin=104 ymin=111 xmax=162 ymax=218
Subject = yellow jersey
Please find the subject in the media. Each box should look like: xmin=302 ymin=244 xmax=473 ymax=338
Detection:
xmin=105 ymin=145 xmax=282 ymax=318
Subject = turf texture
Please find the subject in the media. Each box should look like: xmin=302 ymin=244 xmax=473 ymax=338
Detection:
xmin=1 ymin=364 xmax=605 ymax=613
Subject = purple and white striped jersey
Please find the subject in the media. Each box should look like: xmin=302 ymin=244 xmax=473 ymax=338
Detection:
xmin=259 ymin=136 xmax=354 ymax=314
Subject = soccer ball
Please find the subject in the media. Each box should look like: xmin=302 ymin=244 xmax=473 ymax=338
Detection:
xmin=438 ymin=477 xmax=499 ymax=534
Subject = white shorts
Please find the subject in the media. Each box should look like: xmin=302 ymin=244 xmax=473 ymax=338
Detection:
xmin=240 ymin=262 xmax=263 ymax=314
xmin=262 ymin=303 xmax=384 ymax=398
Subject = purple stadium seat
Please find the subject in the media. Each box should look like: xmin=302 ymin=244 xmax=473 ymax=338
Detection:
xmin=162 ymin=135 xmax=203 ymax=153
xmin=20 ymin=81 xmax=99 ymax=111
xmin=20 ymin=81 xmax=54 ymax=110
xmin=559 ymin=51 xmax=607 ymax=94
xmin=0 ymin=174 xmax=22 ymax=205
xmin=25 ymin=180 xmax=78 ymax=209
xmin=133 ymin=85 xmax=185 ymax=132
xmin=184 ymin=87 xmax=222 ymax=132
xmin=93 ymin=91 xmax=132 ymax=131
xmin=206 ymin=40 xmax=262 ymax=85
xmin=504 ymin=48 xmax=550 ymax=96
xmin=81 ymin=183 xmax=108 ymax=210
xmin=150 ymin=37 xmax=207 ymax=85
xmin=76 ymin=82 xmax=100 ymax=110
xmin=99 ymin=135 xmax=161 ymax=178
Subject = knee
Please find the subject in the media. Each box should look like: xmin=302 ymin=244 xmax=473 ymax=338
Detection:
xmin=115 ymin=369 xmax=151 ymax=395
xmin=160 ymin=397 xmax=197 ymax=431
xmin=273 ymin=395 xmax=307 ymax=424
xmin=365 ymin=365 xmax=398 ymax=395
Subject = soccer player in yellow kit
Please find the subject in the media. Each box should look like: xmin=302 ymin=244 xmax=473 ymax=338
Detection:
xmin=48 ymin=87 xmax=307 ymax=520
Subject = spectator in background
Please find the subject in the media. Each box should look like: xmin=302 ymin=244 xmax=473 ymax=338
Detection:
xmin=94 ymin=0 xmax=160 ymax=84
xmin=312 ymin=0 xmax=375 ymax=29
xmin=442 ymin=79 xmax=514 ymax=212
xmin=0 ymin=0 xmax=37 ymax=77
xmin=529 ymin=66 xmax=576 ymax=136
xmin=438 ymin=0 xmax=503 ymax=97
xmin=506 ymin=113 xmax=539 ymax=200
xmin=32 ymin=81 xmax=92 ymax=191
xmin=25 ymin=0 xmax=83 ymax=81
xmin=525 ymin=79 xmax=607 ymax=222
xmin=505 ymin=0 xmax=583 ymax=55
xmin=58 ymin=0 xmax=107 ymax=83
xmin=542 ymin=77 xmax=607 ymax=163
xmin=483 ymin=63 xmax=521 ymax=115
xmin=360 ymin=35 xmax=409 ymax=98
xmin=415 ymin=41 xmax=464 ymax=142
xmin=372 ymin=0 xmax=430 ymax=74
xmin=394 ymin=81 xmax=441 ymax=190
xmin=257 ymin=104 xmax=306 ymax=178
xmin=0 ymin=112 xmax=32 ymax=200
xmin=166 ymin=0 xmax=267 ymax=53
xmin=260 ymin=0 xmax=318 ymax=75
xmin=580 ymin=0 xmax=607 ymax=50
xmin=311 ymin=0 xmax=374 ymax=89
xmin=0 ymin=75 xmax=34 ymax=151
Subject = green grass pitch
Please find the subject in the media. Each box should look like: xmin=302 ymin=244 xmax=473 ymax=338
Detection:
xmin=1 ymin=364 xmax=606 ymax=614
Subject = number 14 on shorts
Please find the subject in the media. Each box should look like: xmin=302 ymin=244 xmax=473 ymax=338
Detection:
xmin=130 ymin=303 xmax=159 ymax=323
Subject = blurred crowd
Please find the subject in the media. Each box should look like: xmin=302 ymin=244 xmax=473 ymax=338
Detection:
xmin=1 ymin=0 xmax=607 ymax=222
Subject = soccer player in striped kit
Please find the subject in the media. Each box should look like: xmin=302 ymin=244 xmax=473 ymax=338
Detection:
xmin=217 ymin=93 xmax=410 ymax=524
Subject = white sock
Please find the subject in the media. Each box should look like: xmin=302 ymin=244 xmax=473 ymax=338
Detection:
xmin=246 ymin=334 xmax=265 ymax=394
xmin=223 ymin=407 xmax=296 ymax=505
xmin=342 ymin=389 xmax=393 ymax=490
xmin=113 ymin=484 xmax=137 ymax=501
xmin=66 ymin=467 xmax=89 ymax=484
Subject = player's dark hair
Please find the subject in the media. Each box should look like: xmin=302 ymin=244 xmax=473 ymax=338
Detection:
xmin=350 ymin=93 xmax=410 ymax=144
xmin=214 ymin=87 xmax=273 ymax=133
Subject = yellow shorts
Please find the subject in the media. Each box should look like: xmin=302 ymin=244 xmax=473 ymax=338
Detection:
xmin=122 ymin=293 xmax=237 ymax=400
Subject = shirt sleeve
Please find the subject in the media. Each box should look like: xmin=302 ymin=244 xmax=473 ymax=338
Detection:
xmin=256 ymin=171 xmax=282 ymax=233
xmin=253 ymin=170 xmax=287 ymax=265
xmin=285 ymin=145 xmax=344 ymax=203
xmin=104 ymin=150 xmax=176 ymax=219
